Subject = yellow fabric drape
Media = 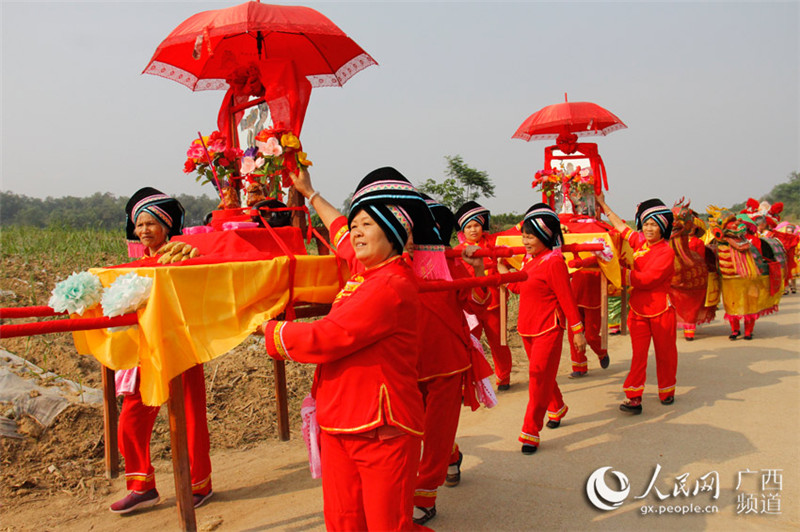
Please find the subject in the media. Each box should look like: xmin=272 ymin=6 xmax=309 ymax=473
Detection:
xmin=720 ymin=276 xmax=782 ymax=317
xmin=72 ymin=256 xmax=342 ymax=406
xmin=495 ymin=232 xmax=623 ymax=288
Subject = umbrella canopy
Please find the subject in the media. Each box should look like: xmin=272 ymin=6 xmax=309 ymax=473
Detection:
xmin=143 ymin=1 xmax=377 ymax=91
xmin=512 ymin=95 xmax=626 ymax=142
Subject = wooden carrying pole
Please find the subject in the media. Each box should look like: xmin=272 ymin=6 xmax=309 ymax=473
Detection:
xmin=600 ymin=276 xmax=609 ymax=350
xmin=101 ymin=367 xmax=119 ymax=479
xmin=168 ymin=374 xmax=197 ymax=532
xmin=499 ymin=286 xmax=508 ymax=346
xmin=620 ymin=267 xmax=629 ymax=335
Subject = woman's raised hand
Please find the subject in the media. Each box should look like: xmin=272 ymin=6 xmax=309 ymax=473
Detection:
xmin=290 ymin=167 xmax=315 ymax=199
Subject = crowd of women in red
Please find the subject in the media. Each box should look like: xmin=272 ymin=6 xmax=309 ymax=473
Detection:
xmin=112 ymin=168 xmax=794 ymax=531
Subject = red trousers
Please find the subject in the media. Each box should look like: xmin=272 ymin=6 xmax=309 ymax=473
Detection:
xmin=472 ymin=307 xmax=513 ymax=385
xmin=568 ymin=306 xmax=608 ymax=373
xmin=623 ymin=309 xmax=678 ymax=400
xmin=118 ymin=364 xmax=211 ymax=494
xmin=519 ymin=330 xmax=567 ymax=447
xmin=414 ymin=373 xmax=463 ymax=508
xmin=728 ymin=316 xmax=756 ymax=337
xmin=320 ymin=429 xmax=421 ymax=531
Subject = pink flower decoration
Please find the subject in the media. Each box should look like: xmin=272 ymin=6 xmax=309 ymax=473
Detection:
xmin=208 ymin=140 xmax=226 ymax=154
xmin=257 ymin=136 xmax=283 ymax=157
xmin=240 ymin=156 xmax=256 ymax=175
xmin=186 ymin=144 xmax=206 ymax=160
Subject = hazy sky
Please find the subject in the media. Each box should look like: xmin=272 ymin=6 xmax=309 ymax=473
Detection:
xmin=2 ymin=1 xmax=798 ymax=218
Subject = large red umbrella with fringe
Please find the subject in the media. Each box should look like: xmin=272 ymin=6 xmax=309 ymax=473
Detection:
xmin=143 ymin=1 xmax=376 ymax=91
xmin=512 ymin=94 xmax=627 ymax=143
xmin=513 ymin=94 xmax=626 ymax=194
xmin=143 ymin=1 xmax=378 ymax=201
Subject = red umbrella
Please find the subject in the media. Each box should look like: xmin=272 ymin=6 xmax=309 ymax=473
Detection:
xmin=512 ymin=94 xmax=626 ymax=142
xmin=143 ymin=1 xmax=377 ymax=91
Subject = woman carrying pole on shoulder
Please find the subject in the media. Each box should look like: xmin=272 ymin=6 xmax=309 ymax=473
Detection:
xmin=453 ymin=202 xmax=514 ymax=391
xmin=497 ymin=204 xmax=586 ymax=454
xmin=263 ymin=167 xmax=438 ymax=531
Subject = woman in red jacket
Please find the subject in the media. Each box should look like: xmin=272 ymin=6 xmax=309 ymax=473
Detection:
xmin=498 ymin=204 xmax=586 ymax=454
xmin=412 ymin=197 xmax=490 ymax=526
xmin=110 ymin=188 xmax=212 ymax=514
xmin=596 ymin=193 xmax=677 ymax=414
xmin=453 ymin=201 xmax=514 ymax=390
xmin=264 ymin=167 xmax=439 ymax=531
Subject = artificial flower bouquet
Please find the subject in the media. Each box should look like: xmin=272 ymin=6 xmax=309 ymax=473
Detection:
xmin=240 ymin=127 xmax=312 ymax=202
xmin=531 ymin=167 xmax=563 ymax=198
xmin=566 ymin=166 xmax=596 ymax=216
xmin=183 ymin=131 xmax=243 ymax=188
xmin=532 ymin=164 xmax=596 ymax=216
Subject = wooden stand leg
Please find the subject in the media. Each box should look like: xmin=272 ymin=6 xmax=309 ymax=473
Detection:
xmin=600 ymin=277 xmax=609 ymax=351
xmin=168 ymin=374 xmax=197 ymax=532
xmin=499 ymin=286 xmax=508 ymax=346
xmin=101 ymin=366 xmax=119 ymax=479
xmin=620 ymin=268 xmax=629 ymax=335
xmin=273 ymin=359 xmax=290 ymax=441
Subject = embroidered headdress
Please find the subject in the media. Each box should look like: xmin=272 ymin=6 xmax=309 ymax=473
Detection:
xmin=421 ymin=194 xmax=456 ymax=246
xmin=348 ymin=167 xmax=449 ymax=279
xmin=635 ymin=198 xmax=673 ymax=239
xmin=125 ymin=187 xmax=185 ymax=241
xmin=455 ymin=201 xmax=490 ymax=232
xmin=522 ymin=203 xmax=563 ymax=249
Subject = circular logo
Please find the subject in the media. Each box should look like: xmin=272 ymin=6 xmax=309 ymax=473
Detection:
xmin=586 ymin=466 xmax=631 ymax=511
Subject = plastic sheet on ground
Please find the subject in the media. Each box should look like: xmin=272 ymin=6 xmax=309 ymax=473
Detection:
xmin=0 ymin=349 xmax=102 ymax=438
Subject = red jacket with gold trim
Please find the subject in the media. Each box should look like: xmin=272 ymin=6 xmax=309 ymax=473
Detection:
xmin=264 ymin=217 xmax=424 ymax=436
xmin=507 ymin=249 xmax=584 ymax=337
xmin=623 ymin=227 xmax=675 ymax=317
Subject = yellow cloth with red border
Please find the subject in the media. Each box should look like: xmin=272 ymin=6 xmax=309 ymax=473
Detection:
xmin=72 ymin=256 xmax=342 ymax=406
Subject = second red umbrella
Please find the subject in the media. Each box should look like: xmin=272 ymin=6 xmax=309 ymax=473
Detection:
xmin=512 ymin=94 xmax=626 ymax=143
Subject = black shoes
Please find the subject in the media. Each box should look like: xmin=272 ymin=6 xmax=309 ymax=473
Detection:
xmin=546 ymin=419 xmax=561 ymax=429
xmin=521 ymin=444 xmax=538 ymax=455
xmin=413 ymin=505 xmax=437 ymax=526
xmin=444 ymin=451 xmax=463 ymax=487
xmin=619 ymin=400 xmax=643 ymax=414
xmin=568 ymin=371 xmax=586 ymax=379
xmin=661 ymin=396 xmax=674 ymax=405
xmin=600 ymin=354 xmax=610 ymax=369
xmin=497 ymin=383 xmax=511 ymax=391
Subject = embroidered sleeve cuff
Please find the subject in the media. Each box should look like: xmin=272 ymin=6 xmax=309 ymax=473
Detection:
xmin=330 ymin=216 xmax=350 ymax=250
xmin=621 ymin=226 xmax=633 ymax=244
xmin=570 ymin=322 xmax=585 ymax=334
xmin=264 ymin=321 xmax=292 ymax=361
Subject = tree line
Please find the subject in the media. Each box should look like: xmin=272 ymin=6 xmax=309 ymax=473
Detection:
xmin=0 ymin=192 xmax=218 ymax=230
xmin=3 ymin=169 xmax=795 ymax=233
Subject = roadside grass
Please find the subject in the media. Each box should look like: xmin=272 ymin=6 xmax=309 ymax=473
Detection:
xmin=1 ymin=226 xmax=128 ymax=272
